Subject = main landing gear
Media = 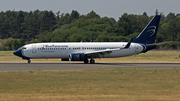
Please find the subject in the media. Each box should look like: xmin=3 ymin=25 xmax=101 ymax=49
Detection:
xmin=90 ymin=59 xmax=95 ymax=64
xmin=84 ymin=59 xmax=95 ymax=64
xmin=84 ymin=60 xmax=89 ymax=64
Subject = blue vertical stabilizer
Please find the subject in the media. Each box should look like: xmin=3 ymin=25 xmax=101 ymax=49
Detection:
xmin=132 ymin=15 xmax=161 ymax=44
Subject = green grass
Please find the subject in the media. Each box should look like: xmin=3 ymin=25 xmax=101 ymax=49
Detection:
xmin=1 ymin=51 xmax=180 ymax=63
xmin=0 ymin=69 xmax=180 ymax=101
xmin=1 ymin=51 xmax=180 ymax=100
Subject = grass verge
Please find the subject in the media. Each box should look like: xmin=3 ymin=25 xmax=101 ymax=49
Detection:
xmin=0 ymin=68 xmax=180 ymax=101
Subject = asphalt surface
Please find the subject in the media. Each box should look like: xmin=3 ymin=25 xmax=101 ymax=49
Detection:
xmin=0 ymin=63 xmax=180 ymax=71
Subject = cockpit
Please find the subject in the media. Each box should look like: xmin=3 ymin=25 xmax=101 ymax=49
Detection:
xmin=18 ymin=46 xmax=26 ymax=50
xmin=13 ymin=45 xmax=30 ymax=63
xmin=13 ymin=46 xmax=27 ymax=58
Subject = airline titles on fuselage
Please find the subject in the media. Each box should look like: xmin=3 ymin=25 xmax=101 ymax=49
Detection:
xmin=44 ymin=44 xmax=68 ymax=48
xmin=37 ymin=44 xmax=69 ymax=52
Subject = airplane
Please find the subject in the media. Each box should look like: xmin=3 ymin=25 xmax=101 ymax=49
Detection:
xmin=13 ymin=14 xmax=163 ymax=64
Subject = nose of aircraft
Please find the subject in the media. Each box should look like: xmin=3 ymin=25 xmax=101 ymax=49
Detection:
xmin=13 ymin=49 xmax=23 ymax=57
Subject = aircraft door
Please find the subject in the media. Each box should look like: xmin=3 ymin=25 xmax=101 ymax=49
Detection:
xmin=135 ymin=45 xmax=138 ymax=52
xmin=32 ymin=45 xmax=36 ymax=53
xmin=37 ymin=44 xmax=44 ymax=58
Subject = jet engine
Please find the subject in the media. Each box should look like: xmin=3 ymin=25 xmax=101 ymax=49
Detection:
xmin=69 ymin=53 xmax=87 ymax=61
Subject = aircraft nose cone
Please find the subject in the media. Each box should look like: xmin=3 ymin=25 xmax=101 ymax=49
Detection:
xmin=13 ymin=50 xmax=17 ymax=55
xmin=13 ymin=49 xmax=22 ymax=57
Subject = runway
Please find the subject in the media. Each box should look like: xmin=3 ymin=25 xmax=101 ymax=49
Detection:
xmin=0 ymin=63 xmax=180 ymax=71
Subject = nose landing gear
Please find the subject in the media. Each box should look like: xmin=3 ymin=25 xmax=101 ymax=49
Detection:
xmin=22 ymin=57 xmax=31 ymax=63
xmin=28 ymin=60 xmax=31 ymax=63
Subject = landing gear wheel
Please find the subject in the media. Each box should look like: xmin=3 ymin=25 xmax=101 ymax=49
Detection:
xmin=90 ymin=59 xmax=95 ymax=64
xmin=28 ymin=60 xmax=31 ymax=63
xmin=84 ymin=60 xmax=89 ymax=64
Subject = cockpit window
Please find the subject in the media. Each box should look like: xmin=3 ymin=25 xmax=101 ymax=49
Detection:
xmin=18 ymin=46 xmax=23 ymax=49
xmin=18 ymin=46 xmax=26 ymax=49
xmin=22 ymin=47 xmax=26 ymax=49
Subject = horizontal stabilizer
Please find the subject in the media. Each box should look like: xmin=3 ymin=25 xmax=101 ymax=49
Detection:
xmin=145 ymin=41 xmax=171 ymax=46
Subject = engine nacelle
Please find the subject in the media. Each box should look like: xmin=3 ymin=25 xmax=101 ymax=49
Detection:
xmin=60 ymin=58 xmax=69 ymax=61
xmin=69 ymin=53 xmax=87 ymax=61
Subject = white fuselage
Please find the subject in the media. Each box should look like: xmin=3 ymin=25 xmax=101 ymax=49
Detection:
xmin=21 ymin=42 xmax=144 ymax=59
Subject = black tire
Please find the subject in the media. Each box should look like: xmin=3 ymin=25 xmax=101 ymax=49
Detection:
xmin=84 ymin=60 xmax=89 ymax=64
xmin=28 ymin=60 xmax=31 ymax=63
xmin=92 ymin=60 xmax=95 ymax=64
xmin=90 ymin=59 xmax=95 ymax=64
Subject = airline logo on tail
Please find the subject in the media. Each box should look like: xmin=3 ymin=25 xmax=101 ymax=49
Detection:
xmin=132 ymin=15 xmax=161 ymax=44
xmin=147 ymin=26 xmax=156 ymax=37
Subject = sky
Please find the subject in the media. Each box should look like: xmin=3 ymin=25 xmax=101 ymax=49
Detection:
xmin=0 ymin=0 xmax=180 ymax=20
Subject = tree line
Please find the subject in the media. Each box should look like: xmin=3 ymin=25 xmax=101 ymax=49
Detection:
xmin=1 ymin=10 xmax=180 ymax=50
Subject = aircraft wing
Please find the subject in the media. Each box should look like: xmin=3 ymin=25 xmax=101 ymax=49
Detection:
xmin=85 ymin=49 xmax=118 ymax=54
xmin=84 ymin=38 xmax=133 ymax=58
xmin=84 ymin=49 xmax=119 ymax=58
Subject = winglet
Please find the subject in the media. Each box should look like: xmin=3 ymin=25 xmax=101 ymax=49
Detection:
xmin=90 ymin=39 xmax=93 ymax=42
xmin=121 ymin=38 xmax=133 ymax=49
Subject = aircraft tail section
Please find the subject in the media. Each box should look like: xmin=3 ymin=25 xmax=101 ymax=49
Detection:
xmin=132 ymin=15 xmax=161 ymax=44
